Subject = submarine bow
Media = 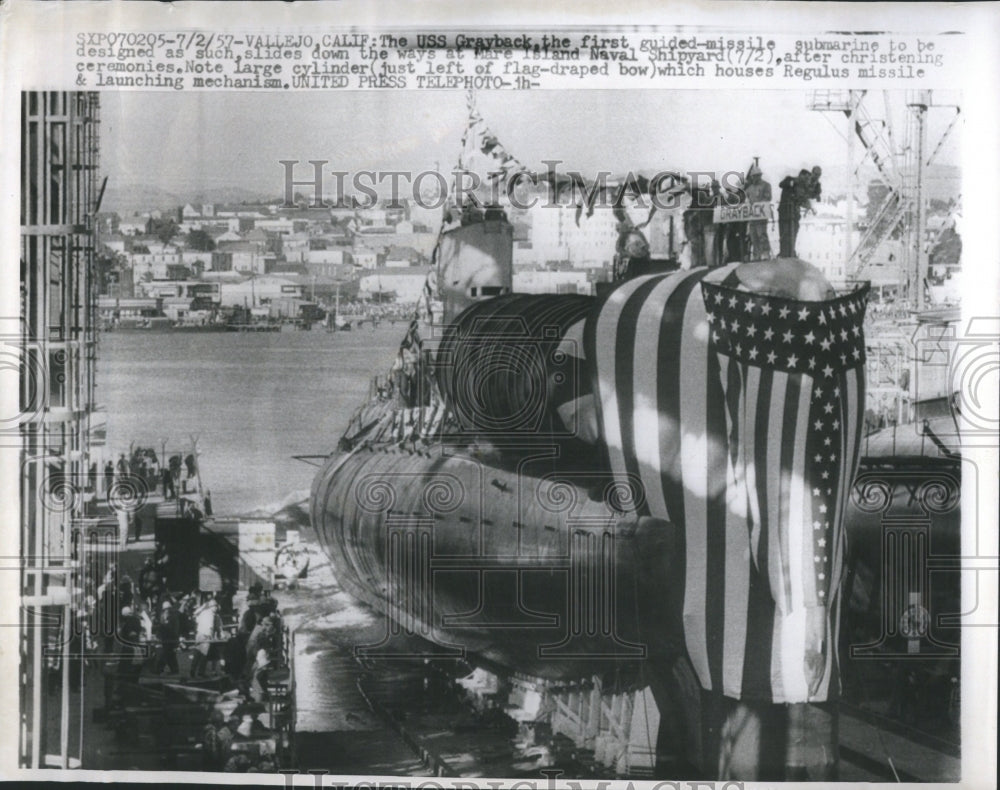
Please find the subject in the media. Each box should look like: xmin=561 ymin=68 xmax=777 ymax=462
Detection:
xmin=311 ymin=261 xmax=869 ymax=704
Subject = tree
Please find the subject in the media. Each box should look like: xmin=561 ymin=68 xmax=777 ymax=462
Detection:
xmin=186 ymin=229 xmax=216 ymax=252
xmin=150 ymin=217 xmax=178 ymax=244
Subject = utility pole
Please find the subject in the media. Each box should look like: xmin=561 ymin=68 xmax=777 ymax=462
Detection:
xmin=846 ymin=91 xmax=856 ymax=275
xmin=911 ymin=92 xmax=929 ymax=310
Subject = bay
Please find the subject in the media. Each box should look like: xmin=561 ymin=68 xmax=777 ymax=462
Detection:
xmin=96 ymin=324 xmax=404 ymax=516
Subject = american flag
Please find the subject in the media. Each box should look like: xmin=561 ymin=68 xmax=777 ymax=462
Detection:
xmin=586 ymin=263 xmax=868 ymax=703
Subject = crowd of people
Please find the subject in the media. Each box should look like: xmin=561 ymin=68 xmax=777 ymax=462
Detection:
xmin=627 ymin=162 xmax=826 ymax=274
xmin=778 ymin=165 xmax=824 ymax=258
xmin=104 ymin=447 xmax=208 ymax=506
xmin=195 ymin=583 xmax=290 ymax=772
xmin=90 ymin=565 xmax=291 ymax=771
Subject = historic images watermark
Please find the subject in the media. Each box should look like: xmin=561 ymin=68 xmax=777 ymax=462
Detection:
xmin=279 ymin=160 xmax=752 ymax=211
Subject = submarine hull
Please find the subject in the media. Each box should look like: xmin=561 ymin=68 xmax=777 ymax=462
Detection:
xmin=310 ymin=445 xmax=682 ymax=679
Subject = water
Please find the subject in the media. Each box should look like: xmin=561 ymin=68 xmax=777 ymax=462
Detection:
xmin=96 ymin=324 xmax=405 ymax=516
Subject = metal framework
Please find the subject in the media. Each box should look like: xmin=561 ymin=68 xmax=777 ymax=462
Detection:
xmin=809 ymin=90 xmax=960 ymax=305
xmin=19 ymin=91 xmax=101 ymax=769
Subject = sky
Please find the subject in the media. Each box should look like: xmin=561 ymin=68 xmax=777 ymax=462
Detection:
xmin=100 ymin=89 xmax=962 ymax=202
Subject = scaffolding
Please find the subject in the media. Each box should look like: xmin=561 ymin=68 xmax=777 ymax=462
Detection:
xmin=19 ymin=91 xmax=102 ymax=769
xmin=809 ymin=90 xmax=960 ymax=304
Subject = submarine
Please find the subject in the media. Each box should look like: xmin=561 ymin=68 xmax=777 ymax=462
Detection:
xmin=312 ymin=214 xmax=869 ymax=678
xmin=309 ymin=212 xmax=875 ymax=776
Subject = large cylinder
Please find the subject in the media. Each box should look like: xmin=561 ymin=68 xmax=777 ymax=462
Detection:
xmin=434 ymin=293 xmax=594 ymax=437
xmin=310 ymin=446 xmax=680 ymax=679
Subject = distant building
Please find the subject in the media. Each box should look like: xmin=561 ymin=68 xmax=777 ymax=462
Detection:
xmin=102 ymin=235 xmax=127 ymax=254
xmin=216 ymin=240 xmax=268 ymax=274
xmin=352 ymin=248 xmax=379 ymax=270
xmin=530 ymin=205 xmax=618 ymax=268
xmin=255 ymin=217 xmax=295 ymax=234
xmin=358 ymin=266 xmax=431 ymax=302
xmin=128 ymin=248 xmax=184 ymax=280
xmin=218 ymin=274 xmax=305 ymax=307
xmin=304 ymin=249 xmax=353 ymax=278
xmin=305 ymin=248 xmax=348 ymax=265
xmin=353 ymin=228 xmax=437 ymax=257
xmin=119 ymin=216 xmax=150 ymax=236
xmin=384 ymin=245 xmax=422 ymax=267
xmin=97 ymin=295 xmax=161 ymax=321
xmin=281 ymin=232 xmax=312 ymax=261
xmin=513 ymin=268 xmax=592 ymax=295
xmin=795 ymin=203 xmax=861 ymax=284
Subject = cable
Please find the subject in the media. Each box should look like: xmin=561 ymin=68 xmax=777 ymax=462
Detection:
xmin=874 ymin=724 xmax=902 ymax=782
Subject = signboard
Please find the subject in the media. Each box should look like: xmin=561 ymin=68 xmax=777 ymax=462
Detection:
xmin=237 ymin=519 xmax=276 ymax=587
xmin=713 ymin=202 xmax=774 ymax=224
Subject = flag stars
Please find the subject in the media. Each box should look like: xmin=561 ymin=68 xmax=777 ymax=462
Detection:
xmin=823 ymin=403 xmax=834 ymax=414
xmin=748 ymin=346 xmax=758 ymax=360
xmin=714 ymin=291 xmax=724 ymax=304
xmin=808 ymin=357 xmax=816 ymax=370
xmin=778 ymin=306 xmax=790 ymax=319
xmin=731 ymin=320 xmax=740 ymax=334
xmin=822 ymin=364 xmax=834 ymax=378
xmin=797 ymin=306 xmax=810 ymax=321
xmin=832 ymin=419 xmax=839 ymax=429
xmin=813 ymin=520 xmax=822 ymax=530
xmin=829 ymin=453 xmax=837 ymax=463
xmin=766 ymin=350 xmax=777 ymax=364
xmin=706 ymin=312 xmax=716 ymax=324
xmin=760 ymin=303 xmax=772 ymax=316
xmin=823 ymin=436 xmax=832 ymax=446
xmin=818 ymin=312 xmax=827 ymax=325
xmin=763 ymin=327 xmax=774 ymax=341
xmin=728 ymin=295 xmax=739 ymax=309
xmin=820 ymin=337 xmax=832 ymax=351
xmin=814 ymin=453 xmax=823 ymax=463
xmin=818 ymin=537 xmax=826 ymax=547
xmin=804 ymin=331 xmax=816 ymax=344
xmin=746 ymin=324 xmax=757 ymax=337
xmin=814 ymin=420 xmax=824 ymax=431
xmin=787 ymin=354 xmax=799 ymax=368
xmin=782 ymin=329 xmax=794 ymax=344
xmin=743 ymin=298 xmax=755 ymax=313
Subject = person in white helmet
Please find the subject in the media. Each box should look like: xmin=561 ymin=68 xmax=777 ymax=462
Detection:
xmin=190 ymin=597 xmax=223 ymax=678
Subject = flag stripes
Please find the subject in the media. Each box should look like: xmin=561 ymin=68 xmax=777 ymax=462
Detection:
xmin=586 ymin=266 xmax=868 ymax=703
